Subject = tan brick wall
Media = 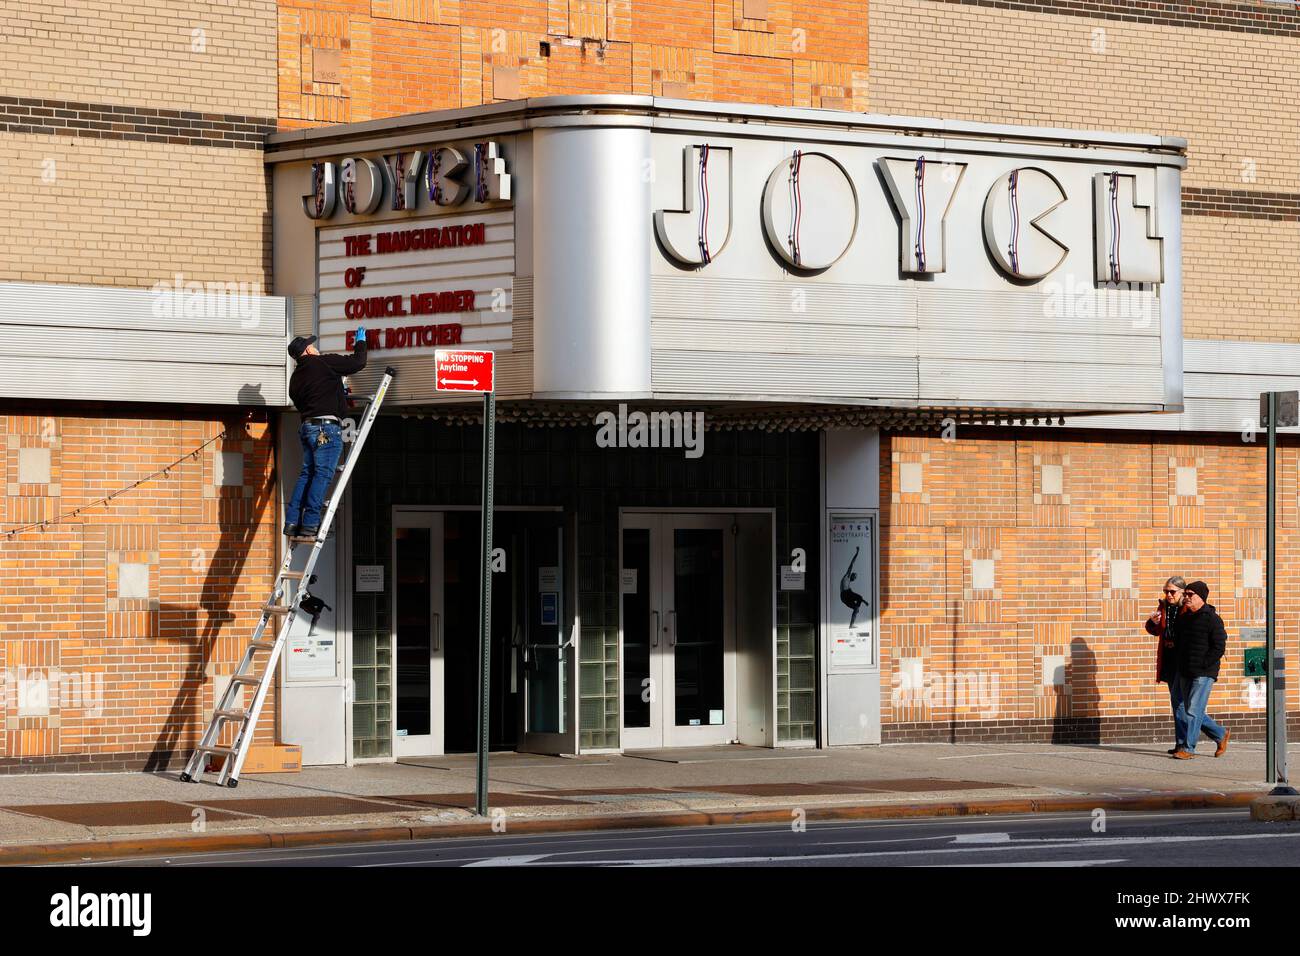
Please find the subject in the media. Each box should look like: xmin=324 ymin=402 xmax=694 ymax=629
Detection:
xmin=1183 ymin=216 xmax=1300 ymax=342
xmin=868 ymin=0 xmax=1300 ymax=345
xmin=0 ymin=135 xmax=270 ymax=288
xmin=0 ymin=410 xmax=278 ymax=767
xmin=0 ymin=0 xmax=277 ymax=116
xmin=881 ymin=429 xmax=1300 ymax=736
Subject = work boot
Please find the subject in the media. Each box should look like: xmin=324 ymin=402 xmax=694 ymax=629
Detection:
xmin=1215 ymin=729 xmax=1230 ymax=758
xmin=298 ymin=525 xmax=320 ymax=539
xmin=1172 ymin=749 xmax=1195 ymax=760
xmin=1167 ymin=746 xmax=1183 ymax=755
xmin=282 ymin=521 xmax=299 ymax=536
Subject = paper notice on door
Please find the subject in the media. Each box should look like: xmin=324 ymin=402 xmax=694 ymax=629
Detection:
xmin=779 ymin=565 xmax=804 ymax=591
xmin=620 ymin=568 xmax=637 ymax=594
xmin=709 ymin=709 xmax=724 ymax=726
xmin=355 ymin=565 xmax=384 ymax=593
xmin=538 ymin=566 xmax=560 ymax=591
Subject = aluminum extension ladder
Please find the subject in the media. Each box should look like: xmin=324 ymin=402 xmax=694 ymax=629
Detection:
xmin=181 ymin=366 xmax=397 ymax=787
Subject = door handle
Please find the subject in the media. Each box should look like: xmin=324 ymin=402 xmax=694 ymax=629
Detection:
xmin=432 ymin=612 xmax=441 ymax=652
xmin=651 ymin=610 xmax=660 ymax=648
xmin=668 ymin=609 xmax=677 ymax=647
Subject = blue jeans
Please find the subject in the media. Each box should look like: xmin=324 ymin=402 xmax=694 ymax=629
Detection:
xmin=286 ymin=421 xmax=343 ymax=531
xmin=1175 ymin=674 xmax=1225 ymax=752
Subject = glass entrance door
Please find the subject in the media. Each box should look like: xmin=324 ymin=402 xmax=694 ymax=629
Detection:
xmin=621 ymin=514 xmax=735 ymax=748
xmin=515 ymin=512 xmax=578 ymax=755
xmin=392 ymin=510 xmax=443 ymax=756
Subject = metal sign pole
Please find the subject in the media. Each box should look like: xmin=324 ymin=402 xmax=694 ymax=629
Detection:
xmin=1261 ymin=390 xmax=1298 ymax=795
xmin=1267 ymin=390 xmax=1277 ymax=785
xmin=476 ymin=391 xmax=496 ymax=817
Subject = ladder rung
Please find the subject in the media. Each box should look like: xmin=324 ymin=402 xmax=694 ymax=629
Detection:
xmin=248 ymin=641 xmax=275 ymax=651
xmin=262 ymin=604 xmax=292 ymax=616
xmin=201 ymin=745 xmax=238 ymax=756
xmin=230 ymin=674 xmax=261 ymax=685
xmin=214 ymin=708 xmax=248 ymax=721
xmin=288 ymin=536 xmax=318 ymax=544
xmin=280 ymin=570 xmax=307 ymax=580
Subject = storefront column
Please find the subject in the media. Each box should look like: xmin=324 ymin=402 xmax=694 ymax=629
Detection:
xmin=821 ymin=428 xmax=881 ymax=746
xmin=530 ymin=124 xmax=652 ymax=398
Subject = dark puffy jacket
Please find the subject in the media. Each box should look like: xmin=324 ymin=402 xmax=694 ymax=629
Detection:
xmin=1174 ymin=603 xmax=1227 ymax=680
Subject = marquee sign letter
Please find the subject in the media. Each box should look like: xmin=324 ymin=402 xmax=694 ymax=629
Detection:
xmin=385 ymin=150 xmax=425 ymax=211
xmin=427 ymin=146 xmax=469 ymax=206
xmin=653 ymin=144 xmax=733 ymax=266
xmin=473 ymin=141 xmax=512 ymax=202
xmin=761 ymin=151 xmax=858 ymax=271
xmin=1094 ymin=171 xmax=1163 ymax=284
xmin=341 ymin=157 xmax=384 ymax=215
xmin=879 ymin=156 xmax=967 ymax=274
xmin=302 ymin=161 xmax=337 ymax=220
xmin=982 ymin=167 xmax=1069 ymax=280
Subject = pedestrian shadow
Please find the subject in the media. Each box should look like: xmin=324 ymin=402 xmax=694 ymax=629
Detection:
xmin=1053 ymin=638 xmax=1100 ymax=745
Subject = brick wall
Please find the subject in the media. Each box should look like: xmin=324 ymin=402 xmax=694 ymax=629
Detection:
xmin=880 ymin=428 xmax=1300 ymax=743
xmin=868 ymin=0 xmax=1300 ymax=343
xmin=0 ymin=408 xmax=279 ymax=772
xmin=0 ymin=0 xmax=277 ymax=288
xmin=276 ymin=0 xmax=869 ymax=126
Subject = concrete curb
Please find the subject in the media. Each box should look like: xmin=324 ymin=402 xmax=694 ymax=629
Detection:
xmin=0 ymin=789 xmax=1262 ymax=865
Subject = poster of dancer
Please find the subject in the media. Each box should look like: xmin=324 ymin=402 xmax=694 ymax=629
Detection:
xmin=829 ymin=516 xmax=875 ymax=668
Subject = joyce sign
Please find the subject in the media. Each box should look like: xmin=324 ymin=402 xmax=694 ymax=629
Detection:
xmin=435 ymin=349 xmax=495 ymax=393
xmin=302 ymin=142 xmax=510 ymax=220
xmin=655 ymin=145 xmax=1164 ymax=284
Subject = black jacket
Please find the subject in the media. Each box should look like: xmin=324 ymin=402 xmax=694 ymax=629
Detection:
xmin=1173 ymin=603 xmax=1227 ymax=680
xmin=289 ymin=342 xmax=367 ymax=419
xmin=1145 ymin=601 xmax=1180 ymax=683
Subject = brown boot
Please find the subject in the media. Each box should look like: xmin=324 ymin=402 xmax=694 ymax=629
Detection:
xmin=1172 ymin=749 xmax=1195 ymax=760
xmin=1215 ymin=729 xmax=1230 ymax=758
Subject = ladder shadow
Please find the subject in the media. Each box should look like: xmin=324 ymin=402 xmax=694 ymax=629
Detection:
xmin=146 ymin=411 xmax=279 ymax=775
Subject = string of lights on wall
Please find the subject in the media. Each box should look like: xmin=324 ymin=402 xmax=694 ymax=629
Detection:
xmin=1 ymin=429 xmax=230 ymax=541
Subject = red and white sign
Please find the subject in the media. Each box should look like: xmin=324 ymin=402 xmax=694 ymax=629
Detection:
xmin=435 ymin=349 xmax=494 ymax=392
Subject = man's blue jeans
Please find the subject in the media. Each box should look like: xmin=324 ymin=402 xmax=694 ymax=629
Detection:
xmin=1175 ymin=674 xmax=1224 ymax=752
xmin=286 ymin=421 xmax=343 ymax=532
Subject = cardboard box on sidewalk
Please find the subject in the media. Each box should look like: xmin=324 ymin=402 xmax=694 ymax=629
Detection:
xmin=242 ymin=744 xmax=302 ymax=773
xmin=208 ymin=744 xmax=302 ymax=775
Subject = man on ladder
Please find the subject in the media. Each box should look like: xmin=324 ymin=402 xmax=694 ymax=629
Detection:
xmin=180 ymin=331 xmax=394 ymax=787
xmin=284 ymin=328 xmax=368 ymax=538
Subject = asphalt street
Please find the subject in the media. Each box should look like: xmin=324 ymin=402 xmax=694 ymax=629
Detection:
xmin=80 ymin=808 xmax=1300 ymax=867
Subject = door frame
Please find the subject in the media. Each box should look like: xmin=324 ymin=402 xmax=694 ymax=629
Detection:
xmin=385 ymin=505 xmax=568 ymax=759
xmin=391 ymin=509 xmax=444 ymax=757
xmin=618 ymin=508 xmax=772 ymax=750
xmin=514 ymin=510 xmax=579 ymax=755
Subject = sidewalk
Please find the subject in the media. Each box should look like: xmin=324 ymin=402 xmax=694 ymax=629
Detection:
xmin=0 ymin=741 xmax=1285 ymax=863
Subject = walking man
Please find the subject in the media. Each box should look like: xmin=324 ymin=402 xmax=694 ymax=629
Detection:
xmin=1171 ymin=580 xmax=1230 ymax=760
xmin=284 ymin=328 xmax=367 ymax=538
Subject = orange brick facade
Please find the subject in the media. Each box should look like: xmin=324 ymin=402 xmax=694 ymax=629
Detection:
xmin=0 ymin=410 xmax=279 ymax=771
xmin=275 ymin=0 xmax=870 ymax=128
xmin=880 ymin=429 xmax=1300 ymax=742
